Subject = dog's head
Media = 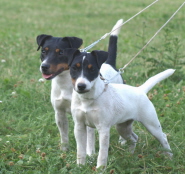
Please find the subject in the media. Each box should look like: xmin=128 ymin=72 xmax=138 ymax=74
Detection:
xmin=36 ymin=34 xmax=83 ymax=80
xmin=65 ymin=49 xmax=108 ymax=93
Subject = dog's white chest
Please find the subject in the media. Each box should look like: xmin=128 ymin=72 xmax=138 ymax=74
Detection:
xmin=51 ymin=85 xmax=72 ymax=113
xmin=84 ymin=109 xmax=98 ymax=128
xmin=72 ymin=100 xmax=99 ymax=128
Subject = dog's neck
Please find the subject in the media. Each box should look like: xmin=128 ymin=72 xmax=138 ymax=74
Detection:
xmin=52 ymin=70 xmax=73 ymax=90
xmin=77 ymin=75 xmax=106 ymax=101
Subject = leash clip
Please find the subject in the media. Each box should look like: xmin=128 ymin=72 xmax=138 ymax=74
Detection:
xmin=119 ymin=68 xmax=124 ymax=74
xmin=103 ymin=79 xmax=109 ymax=84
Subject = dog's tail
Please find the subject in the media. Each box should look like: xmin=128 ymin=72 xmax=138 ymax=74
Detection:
xmin=106 ymin=19 xmax=123 ymax=68
xmin=139 ymin=69 xmax=175 ymax=93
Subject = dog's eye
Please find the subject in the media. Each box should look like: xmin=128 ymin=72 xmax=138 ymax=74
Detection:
xmin=42 ymin=49 xmax=46 ymax=53
xmin=59 ymin=50 xmax=63 ymax=55
xmin=72 ymin=66 xmax=77 ymax=71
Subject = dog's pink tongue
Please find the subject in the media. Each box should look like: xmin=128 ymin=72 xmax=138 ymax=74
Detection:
xmin=42 ymin=74 xmax=53 ymax=79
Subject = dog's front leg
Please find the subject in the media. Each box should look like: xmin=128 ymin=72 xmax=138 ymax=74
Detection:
xmin=74 ymin=122 xmax=87 ymax=165
xmin=86 ymin=127 xmax=95 ymax=156
xmin=55 ymin=110 xmax=69 ymax=151
xmin=96 ymin=128 xmax=110 ymax=168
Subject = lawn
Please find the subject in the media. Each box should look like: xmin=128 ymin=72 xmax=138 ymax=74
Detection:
xmin=0 ymin=0 xmax=185 ymax=173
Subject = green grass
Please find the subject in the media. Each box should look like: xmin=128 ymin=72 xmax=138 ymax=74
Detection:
xmin=0 ymin=0 xmax=185 ymax=173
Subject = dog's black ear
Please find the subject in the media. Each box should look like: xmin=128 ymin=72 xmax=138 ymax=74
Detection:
xmin=63 ymin=48 xmax=80 ymax=66
xmin=36 ymin=34 xmax=52 ymax=51
xmin=62 ymin=37 xmax=83 ymax=49
xmin=91 ymin=50 xmax=108 ymax=69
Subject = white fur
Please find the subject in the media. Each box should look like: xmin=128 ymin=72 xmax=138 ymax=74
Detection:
xmin=50 ymin=19 xmax=124 ymax=154
xmin=51 ymin=71 xmax=97 ymax=153
xmin=71 ymin=69 xmax=174 ymax=168
xmin=51 ymin=70 xmax=72 ymax=151
xmin=111 ymin=19 xmax=123 ymax=36
xmin=139 ymin=69 xmax=175 ymax=93
xmin=100 ymin=63 xmax=123 ymax=83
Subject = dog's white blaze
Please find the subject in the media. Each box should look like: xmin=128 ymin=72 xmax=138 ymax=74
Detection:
xmin=40 ymin=60 xmax=47 ymax=73
xmin=75 ymin=56 xmax=92 ymax=92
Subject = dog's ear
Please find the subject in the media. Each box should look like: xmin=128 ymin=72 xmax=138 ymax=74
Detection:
xmin=36 ymin=34 xmax=52 ymax=51
xmin=91 ymin=50 xmax=108 ymax=69
xmin=62 ymin=37 xmax=83 ymax=49
xmin=63 ymin=48 xmax=80 ymax=66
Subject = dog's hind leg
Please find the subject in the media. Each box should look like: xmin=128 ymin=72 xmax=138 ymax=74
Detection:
xmin=86 ymin=127 xmax=95 ymax=156
xmin=116 ymin=120 xmax=138 ymax=153
xmin=141 ymin=121 xmax=172 ymax=157
xmin=140 ymin=104 xmax=173 ymax=157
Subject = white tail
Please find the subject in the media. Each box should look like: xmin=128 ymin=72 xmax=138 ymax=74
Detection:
xmin=139 ymin=69 xmax=175 ymax=93
xmin=111 ymin=19 xmax=123 ymax=36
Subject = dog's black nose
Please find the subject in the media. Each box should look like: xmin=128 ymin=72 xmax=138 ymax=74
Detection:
xmin=77 ymin=83 xmax=86 ymax=91
xmin=41 ymin=63 xmax=50 ymax=71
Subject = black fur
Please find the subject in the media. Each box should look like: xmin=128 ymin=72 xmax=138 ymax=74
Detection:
xmin=36 ymin=34 xmax=83 ymax=80
xmin=36 ymin=34 xmax=83 ymax=52
xmin=106 ymin=35 xmax=125 ymax=83
xmin=106 ymin=35 xmax=118 ymax=68
xmin=37 ymin=34 xmax=52 ymax=51
xmin=69 ymin=50 xmax=108 ymax=82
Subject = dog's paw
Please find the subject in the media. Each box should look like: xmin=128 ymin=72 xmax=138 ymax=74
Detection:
xmin=118 ymin=136 xmax=127 ymax=145
xmin=164 ymin=151 xmax=173 ymax=159
xmin=60 ymin=143 xmax=69 ymax=151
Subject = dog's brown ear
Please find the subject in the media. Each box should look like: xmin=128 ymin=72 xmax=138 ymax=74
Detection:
xmin=62 ymin=37 xmax=83 ymax=49
xmin=36 ymin=34 xmax=52 ymax=51
xmin=91 ymin=50 xmax=108 ymax=69
xmin=63 ymin=48 xmax=80 ymax=66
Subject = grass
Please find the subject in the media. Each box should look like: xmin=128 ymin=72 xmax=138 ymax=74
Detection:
xmin=0 ymin=0 xmax=185 ymax=173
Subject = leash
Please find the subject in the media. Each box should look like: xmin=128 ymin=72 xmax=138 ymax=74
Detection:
xmin=101 ymin=2 xmax=185 ymax=84
xmin=119 ymin=1 xmax=185 ymax=73
xmin=100 ymin=73 xmax=121 ymax=84
xmin=80 ymin=0 xmax=159 ymax=53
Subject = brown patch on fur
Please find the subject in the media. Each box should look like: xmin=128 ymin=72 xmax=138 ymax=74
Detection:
xmin=50 ymin=63 xmax=69 ymax=73
xmin=55 ymin=49 xmax=60 ymax=52
xmin=45 ymin=47 xmax=49 ymax=51
xmin=71 ymin=78 xmax=76 ymax=86
xmin=76 ymin=63 xmax=81 ymax=67
xmin=88 ymin=64 xmax=92 ymax=69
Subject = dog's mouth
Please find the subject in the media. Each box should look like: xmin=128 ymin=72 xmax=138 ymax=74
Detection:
xmin=77 ymin=90 xmax=89 ymax=94
xmin=42 ymin=68 xmax=64 ymax=80
xmin=75 ymin=89 xmax=90 ymax=94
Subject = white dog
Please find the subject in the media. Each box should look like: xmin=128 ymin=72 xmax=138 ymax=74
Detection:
xmin=67 ymin=47 xmax=174 ymax=168
xmin=36 ymin=19 xmax=124 ymax=154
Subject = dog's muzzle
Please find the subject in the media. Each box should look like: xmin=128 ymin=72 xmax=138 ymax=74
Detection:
xmin=40 ymin=63 xmax=64 ymax=80
xmin=41 ymin=63 xmax=50 ymax=73
xmin=77 ymin=83 xmax=89 ymax=93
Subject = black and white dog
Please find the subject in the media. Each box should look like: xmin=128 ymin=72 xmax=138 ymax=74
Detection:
xmin=36 ymin=19 xmax=124 ymax=154
xmin=36 ymin=35 xmax=83 ymax=151
xmin=66 ymin=49 xmax=174 ymax=167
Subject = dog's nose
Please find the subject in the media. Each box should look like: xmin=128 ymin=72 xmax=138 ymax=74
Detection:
xmin=41 ymin=63 xmax=50 ymax=71
xmin=77 ymin=83 xmax=86 ymax=91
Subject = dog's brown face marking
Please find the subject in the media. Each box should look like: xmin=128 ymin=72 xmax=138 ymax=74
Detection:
xmin=55 ymin=48 xmax=60 ymax=53
xmin=88 ymin=64 xmax=92 ymax=69
xmin=71 ymin=78 xmax=76 ymax=86
xmin=45 ymin=47 xmax=49 ymax=51
xmin=76 ymin=63 xmax=81 ymax=68
xmin=50 ymin=63 xmax=69 ymax=73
